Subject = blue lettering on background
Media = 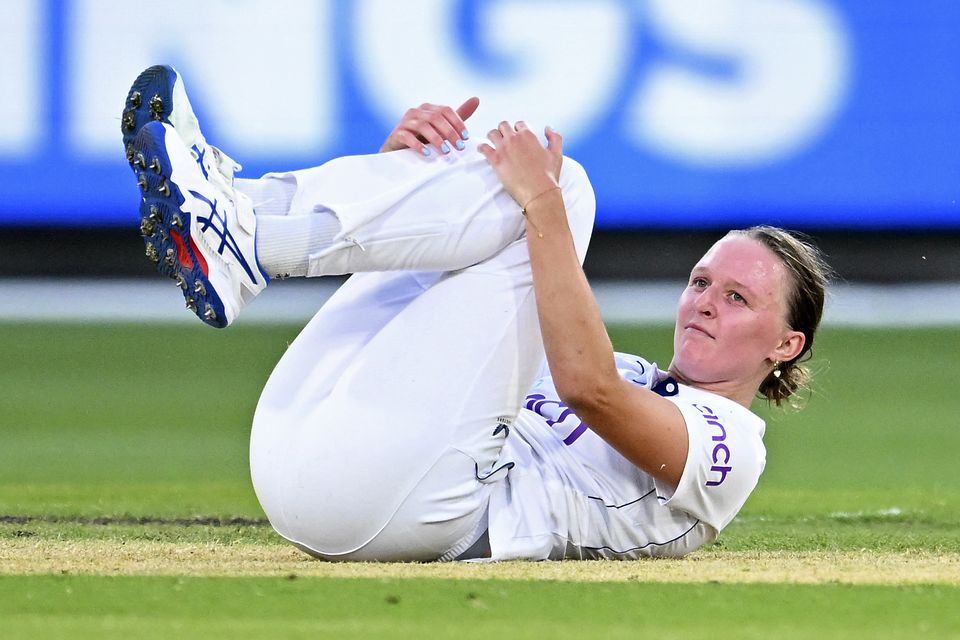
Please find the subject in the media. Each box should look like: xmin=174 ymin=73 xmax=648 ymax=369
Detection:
xmin=0 ymin=0 xmax=957 ymax=229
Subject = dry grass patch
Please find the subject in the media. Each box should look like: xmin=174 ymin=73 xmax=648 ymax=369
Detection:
xmin=2 ymin=539 xmax=957 ymax=585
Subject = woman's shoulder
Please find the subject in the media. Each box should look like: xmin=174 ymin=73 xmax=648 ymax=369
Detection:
xmin=612 ymin=351 xmax=658 ymax=383
xmin=678 ymin=386 xmax=765 ymax=434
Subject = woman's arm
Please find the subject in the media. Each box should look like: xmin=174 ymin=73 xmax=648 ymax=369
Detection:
xmin=479 ymin=122 xmax=689 ymax=487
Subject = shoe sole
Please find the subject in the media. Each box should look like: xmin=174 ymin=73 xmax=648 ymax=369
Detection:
xmin=121 ymin=65 xmax=178 ymax=165
xmin=132 ymin=122 xmax=229 ymax=328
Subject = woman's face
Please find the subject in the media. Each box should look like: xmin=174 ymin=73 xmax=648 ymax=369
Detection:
xmin=670 ymin=235 xmax=804 ymax=390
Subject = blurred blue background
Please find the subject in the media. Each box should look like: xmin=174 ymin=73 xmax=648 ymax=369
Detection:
xmin=0 ymin=0 xmax=957 ymax=230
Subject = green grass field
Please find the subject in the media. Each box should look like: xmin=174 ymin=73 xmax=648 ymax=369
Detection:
xmin=2 ymin=321 xmax=958 ymax=638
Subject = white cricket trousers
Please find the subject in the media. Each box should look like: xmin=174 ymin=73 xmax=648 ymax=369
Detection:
xmin=243 ymin=143 xmax=596 ymax=561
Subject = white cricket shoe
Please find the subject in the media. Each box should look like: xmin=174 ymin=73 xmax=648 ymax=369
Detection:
xmin=121 ymin=64 xmax=240 ymax=203
xmin=131 ymin=121 xmax=269 ymax=328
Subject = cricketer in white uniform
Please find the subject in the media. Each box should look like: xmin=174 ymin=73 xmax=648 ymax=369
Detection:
xmin=124 ymin=66 xmax=767 ymax=562
xmin=489 ymin=354 xmax=764 ymax=560
xmin=238 ymin=138 xmax=766 ymax=562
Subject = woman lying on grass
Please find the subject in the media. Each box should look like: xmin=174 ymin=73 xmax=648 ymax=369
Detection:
xmin=123 ymin=65 xmax=830 ymax=561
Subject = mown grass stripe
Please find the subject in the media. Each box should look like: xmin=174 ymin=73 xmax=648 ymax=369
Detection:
xmin=2 ymin=540 xmax=958 ymax=585
xmin=2 ymin=575 xmax=958 ymax=640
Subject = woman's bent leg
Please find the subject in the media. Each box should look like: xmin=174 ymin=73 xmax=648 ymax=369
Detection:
xmin=250 ymin=156 xmax=596 ymax=561
xmin=240 ymin=145 xmax=539 ymax=277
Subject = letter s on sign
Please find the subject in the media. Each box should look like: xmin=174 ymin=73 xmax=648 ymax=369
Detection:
xmin=626 ymin=0 xmax=850 ymax=167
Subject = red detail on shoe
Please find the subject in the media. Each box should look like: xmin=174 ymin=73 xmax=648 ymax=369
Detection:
xmin=169 ymin=229 xmax=194 ymax=270
xmin=189 ymin=236 xmax=209 ymax=277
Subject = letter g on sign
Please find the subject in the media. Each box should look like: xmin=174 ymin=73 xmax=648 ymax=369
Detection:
xmin=352 ymin=0 xmax=629 ymax=144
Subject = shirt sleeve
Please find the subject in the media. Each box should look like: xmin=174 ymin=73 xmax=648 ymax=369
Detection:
xmin=654 ymin=398 xmax=766 ymax=530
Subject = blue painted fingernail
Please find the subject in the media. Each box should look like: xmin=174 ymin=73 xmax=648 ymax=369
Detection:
xmin=455 ymin=139 xmax=465 ymax=150
xmin=422 ymin=147 xmax=431 ymax=157
xmin=461 ymin=129 xmax=470 ymax=140
xmin=441 ymin=141 xmax=451 ymax=154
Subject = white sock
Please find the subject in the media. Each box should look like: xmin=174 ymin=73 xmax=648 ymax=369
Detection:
xmin=255 ymin=212 xmax=341 ymax=279
xmin=235 ymin=175 xmax=296 ymax=217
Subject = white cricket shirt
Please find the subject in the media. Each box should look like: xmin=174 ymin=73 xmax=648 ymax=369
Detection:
xmin=486 ymin=353 xmax=767 ymax=560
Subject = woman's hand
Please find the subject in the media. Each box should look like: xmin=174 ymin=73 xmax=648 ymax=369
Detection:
xmin=477 ymin=121 xmax=564 ymax=210
xmin=379 ymin=97 xmax=480 ymax=156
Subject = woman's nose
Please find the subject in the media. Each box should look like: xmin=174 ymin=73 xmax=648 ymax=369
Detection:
xmin=695 ymin=290 xmax=716 ymax=317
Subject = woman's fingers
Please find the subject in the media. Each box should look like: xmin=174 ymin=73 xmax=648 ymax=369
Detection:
xmin=486 ymin=120 xmax=550 ymax=149
xmin=545 ymin=126 xmax=563 ymax=157
xmin=456 ymin=97 xmax=480 ymax=131
xmin=476 ymin=142 xmax=496 ymax=162
xmin=411 ymin=113 xmax=449 ymax=151
xmin=491 ymin=120 xmax=539 ymax=144
xmin=479 ymin=120 xmax=563 ymax=206
xmin=381 ymin=99 xmax=479 ymax=154
xmin=393 ymin=128 xmax=431 ymax=156
xmin=424 ymin=102 xmax=473 ymax=149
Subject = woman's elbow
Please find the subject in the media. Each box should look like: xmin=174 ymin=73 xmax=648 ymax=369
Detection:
xmin=555 ymin=376 xmax=618 ymax=418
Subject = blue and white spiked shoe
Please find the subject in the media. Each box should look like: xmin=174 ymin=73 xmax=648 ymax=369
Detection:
xmin=121 ymin=64 xmax=240 ymax=202
xmin=131 ymin=121 xmax=268 ymax=328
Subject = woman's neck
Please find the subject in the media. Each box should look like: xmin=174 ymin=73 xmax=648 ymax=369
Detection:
xmin=668 ymin=368 xmax=758 ymax=409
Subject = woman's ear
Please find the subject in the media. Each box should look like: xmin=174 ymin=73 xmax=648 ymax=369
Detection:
xmin=772 ymin=330 xmax=805 ymax=363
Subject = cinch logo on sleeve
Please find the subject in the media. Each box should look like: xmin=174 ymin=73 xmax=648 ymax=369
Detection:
xmin=525 ymin=393 xmax=587 ymax=445
xmin=692 ymin=404 xmax=731 ymax=487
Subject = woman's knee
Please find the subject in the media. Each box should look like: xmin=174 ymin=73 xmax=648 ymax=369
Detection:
xmin=559 ymin=157 xmax=597 ymax=261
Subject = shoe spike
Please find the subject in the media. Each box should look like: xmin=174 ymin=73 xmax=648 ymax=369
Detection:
xmin=122 ymin=110 xmax=136 ymax=132
xmin=164 ymin=247 xmax=176 ymax=267
xmin=134 ymin=152 xmax=146 ymax=169
xmin=140 ymin=217 xmax=155 ymax=236
xmin=158 ymin=179 xmax=170 ymax=197
xmin=125 ymin=143 xmax=135 ymax=164
xmin=145 ymin=244 xmax=159 ymax=263
xmin=137 ymin=173 xmax=148 ymax=191
xmin=194 ymin=280 xmax=207 ymax=295
xmin=203 ymin=304 xmax=217 ymax=322
xmin=149 ymin=205 xmax=162 ymax=223
xmin=130 ymin=90 xmax=142 ymax=108
xmin=149 ymin=157 xmax=162 ymax=174
xmin=149 ymin=95 xmax=164 ymax=119
xmin=171 ymin=213 xmax=183 ymax=229
xmin=174 ymin=274 xmax=187 ymax=290
xmin=185 ymin=296 xmax=197 ymax=312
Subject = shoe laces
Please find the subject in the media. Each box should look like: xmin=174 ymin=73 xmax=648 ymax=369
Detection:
xmin=189 ymin=143 xmax=242 ymax=199
xmin=209 ymin=145 xmax=241 ymax=182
